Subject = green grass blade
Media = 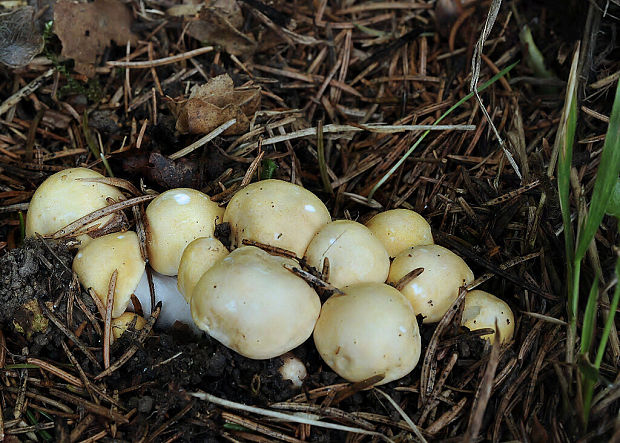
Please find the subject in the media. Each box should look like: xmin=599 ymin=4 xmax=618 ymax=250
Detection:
xmin=606 ymin=178 xmax=620 ymax=219
xmin=367 ymin=61 xmax=519 ymax=201
xmin=556 ymin=45 xmax=580 ymax=366
xmin=575 ymin=80 xmax=620 ymax=262
xmin=594 ymin=254 xmax=620 ymax=368
xmin=580 ymin=275 xmax=599 ymax=356
xmin=556 ymin=48 xmax=579 ymax=270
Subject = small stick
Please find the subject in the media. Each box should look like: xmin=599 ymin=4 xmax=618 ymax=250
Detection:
xmin=51 ymin=194 xmax=155 ymax=239
xmin=26 ymin=358 xmax=83 ymax=387
xmin=282 ymin=264 xmax=344 ymax=294
xmin=39 ymin=300 xmax=101 ymax=369
xmin=106 ymin=46 xmax=214 ymax=68
xmin=241 ymin=239 xmax=298 ymax=260
xmin=104 ymin=270 xmax=118 ymax=369
xmin=78 ymin=177 xmax=141 ymax=196
xmin=394 ymin=267 xmax=424 ymax=291
xmin=169 ymin=119 xmax=236 ymax=160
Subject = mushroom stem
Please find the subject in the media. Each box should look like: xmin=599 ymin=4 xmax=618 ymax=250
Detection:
xmin=133 ymin=271 xmax=201 ymax=334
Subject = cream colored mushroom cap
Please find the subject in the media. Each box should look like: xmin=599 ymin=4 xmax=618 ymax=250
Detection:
xmin=111 ymin=312 xmax=146 ymax=339
xmin=73 ymin=231 xmax=145 ymax=318
xmin=146 ymin=188 xmax=224 ymax=276
xmin=462 ymin=290 xmax=514 ymax=343
xmin=26 ymin=167 xmax=124 ymax=247
xmin=313 ymin=283 xmax=421 ymax=385
xmin=223 ymin=179 xmax=331 ymax=257
xmin=304 ymin=220 xmax=390 ymax=288
xmin=190 ymin=246 xmax=321 ymax=359
xmin=177 ymin=237 xmax=228 ymax=302
xmin=388 ymin=244 xmax=474 ymax=323
xmin=365 ymin=209 xmax=433 ymax=257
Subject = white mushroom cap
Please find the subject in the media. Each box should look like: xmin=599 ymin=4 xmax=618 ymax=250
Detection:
xmin=146 ymin=188 xmax=224 ymax=276
xmin=190 ymin=246 xmax=321 ymax=359
xmin=365 ymin=209 xmax=433 ymax=257
xmin=73 ymin=231 xmax=145 ymax=318
xmin=278 ymin=353 xmax=307 ymax=389
xmin=462 ymin=290 xmax=514 ymax=344
xmin=304 ymin=220 xmax=390 ymax=288
xmin=177 ymin=237 xmax=228 ymax=302
xmin=388 ymin=244 xmax=474 ymax=323
xmin=223 ymin=179 xmax=331 ymax=257
xmin=26 ymin=168 xmax=124 ymax=247
xmin=313 ymin=283 xmax=421 ymax=385
xmin=111 ymin=312 xmax=146 ymax=339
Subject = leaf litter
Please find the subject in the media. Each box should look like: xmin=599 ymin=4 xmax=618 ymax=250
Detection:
xmin=0 ymin=0 xmax=618 ymax=441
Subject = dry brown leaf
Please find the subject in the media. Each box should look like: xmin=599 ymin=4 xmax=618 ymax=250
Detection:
xmin=186 ymin=0 xmax=256 ymax=56
xmin=54 ymin=0 xmax=138 ymax=76
xmin=176 ymin=74 xmax=260 ymax=135
xmin=0 ymin=6 xmax=43 ymax=68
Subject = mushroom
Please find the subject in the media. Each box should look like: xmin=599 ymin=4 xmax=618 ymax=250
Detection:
xmin=313 ymin=283 xmax=421 ymax=385
xmin=387 ymin=244 xmax=474 ymax=323
xmin=223 ymin=179 xmax=331 ymax=257
xmin=304 ymin=220 xmax=390 ymax=288
xmin=146 ymin=188 xmax=224 ymax=276
xmin=133 ymin=270 xmax=201 ymax=333
xmin=26 ymin=167 xmax=124 ymax=247
xmin=177 ymin=237 xmax=228 ymax=302
xmin=365 ymin=209 xmax=433 ymax=257
xmin=461 ymin=290 xmax=514 ymax=343
xmin=278 ymin=353 xmax=307 ymax=389
xmin=111 ymin=312 xmax=146 ymax=339
xmin=73 ymin=231 xmax=145 ymax=318
xmin=190 ymin=246 xmax=321 ymax=359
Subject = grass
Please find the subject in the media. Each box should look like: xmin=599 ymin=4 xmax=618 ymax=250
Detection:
xmin=556 ymin=45 xmax=620 ymax=426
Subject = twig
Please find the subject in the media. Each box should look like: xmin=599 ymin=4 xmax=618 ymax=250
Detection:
xmin=106 ymin=46 xmax=214 ymax=68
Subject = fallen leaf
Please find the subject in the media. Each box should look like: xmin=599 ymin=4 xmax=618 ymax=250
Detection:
xmin=53 ymin=0 xmax=138 ymax=76
xmin=176 ymin=74 xmax=260 ymax=135
xmin=186 ymin=0 xmax=256 ymax=56
xmin=0 ymin=6 xmax=43 ymax=68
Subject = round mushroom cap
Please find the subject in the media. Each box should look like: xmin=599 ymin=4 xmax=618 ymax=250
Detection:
xmin=73 ymin=231 xmax=146 ymax=318
xmin=177 ymin=237 xmax=228 ymax=302
xmin=462 ymin=290 xmax=514 ymax=344
xmin=365 ymin=209 xmax=433 ymax=257
xmin=146 ymin=188 xmax=224 ymax=276
xmin=111 ymin=312 xmax=146 ymax=339
xmin=26 ymin=168 xmax=124 ymax=247
xmin=190 ymin=246 xmax=321 ymax=359
xmin=313 ymin=283 xmax=421 ymax=385
xmin=304 ymin=220 xmax=390 ymax=288
xmin=223 ymin=179 xmax=331 ymax=257
xmin=388 ymin=244 xmax=474 ymax=323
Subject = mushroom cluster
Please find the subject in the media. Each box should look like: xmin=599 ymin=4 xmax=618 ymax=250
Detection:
xmin=25 ymin=169 xmax=515 ymax=387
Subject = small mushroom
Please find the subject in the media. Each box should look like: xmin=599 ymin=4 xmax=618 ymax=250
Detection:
xmin=26 ymin=167 xmax=124 ymax=247
xmin=73 ymin=231 xmax=145 ymax=318
xmin=146 ymin=188 xmax=224 ymax=276
xmin=111 ymin=312 xmax=146 ymax=339
xmin=304 ymin=220 xmax=390 ymax=288
xmin=278 ymin=353 xmax=307 ymax=389
xmin=365 ymin=209 xmax=433 ymax=257
xmin=461 ymin=290 xmax=514 ymax=343
xmin=313 ymin=283 xmax=421 ymax=385
xmin=177 ymin=237 xmax=228 ymax=302
xmin=388 ymin=244 xmax=474 ymax=323
xmin=191 ymin=246 xmax=321 ymax=359
xmin=223 ymin=179 xmax=331 ymax=257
